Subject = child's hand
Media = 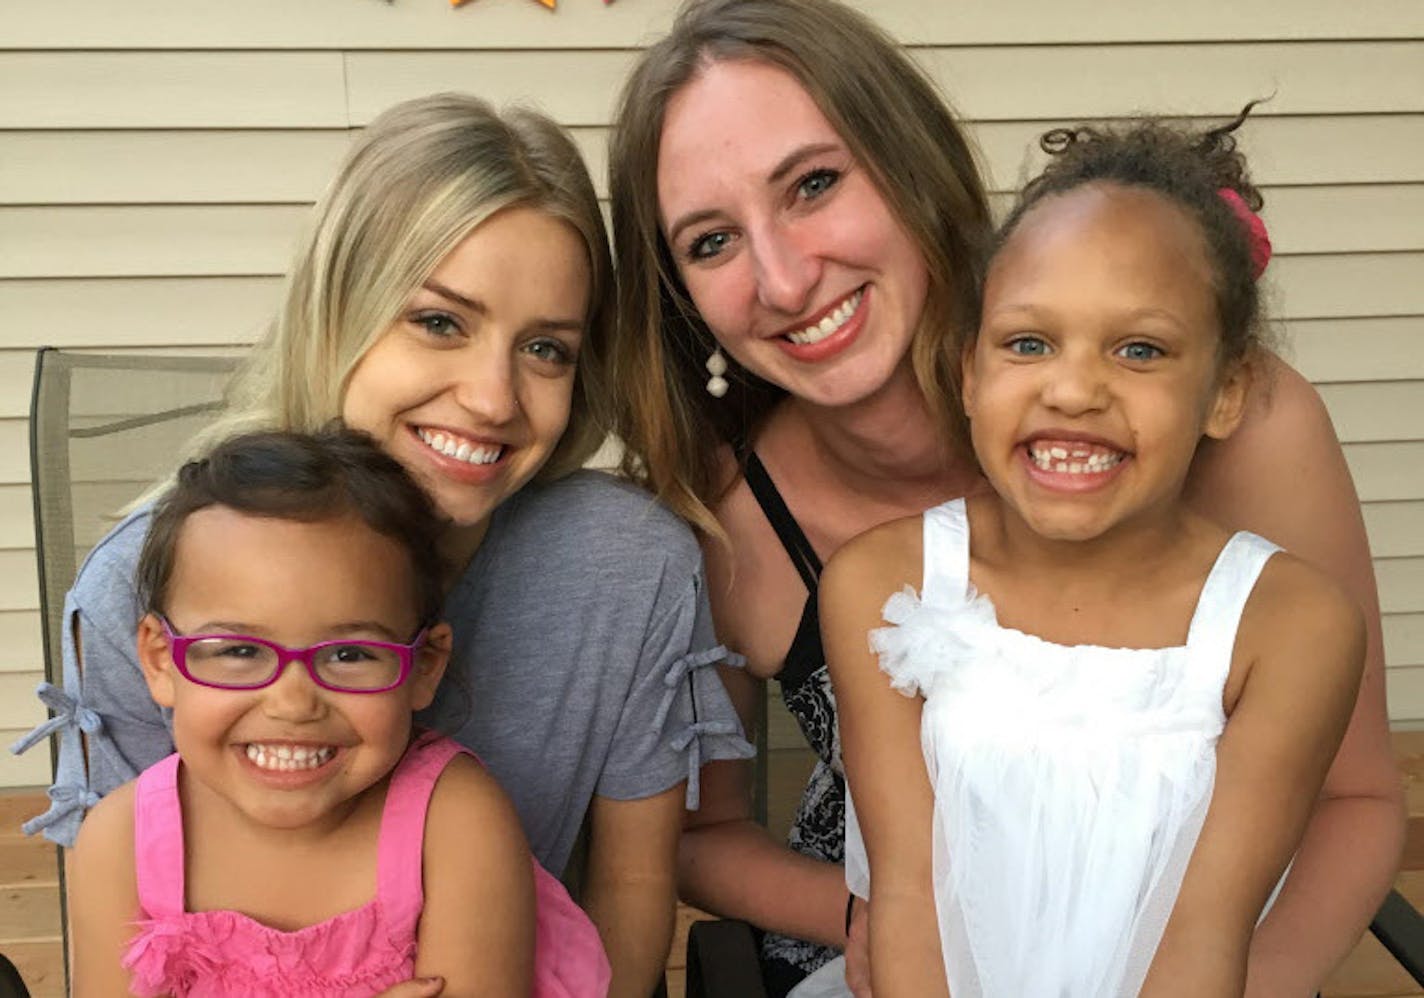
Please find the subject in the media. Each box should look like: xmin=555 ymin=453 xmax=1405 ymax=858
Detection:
xmin=376 ymin=976 xmax=444 ymax=997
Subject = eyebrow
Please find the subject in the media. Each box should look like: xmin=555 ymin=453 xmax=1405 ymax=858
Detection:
xmin=986 ymin=302 xmax=1189 ymax=331
xmin=422 ymin=280 xmax=585 ymax=335
xmin=767 ymin=142 xmax=841 ymax=185
xmin=424 ymin=279 xmax=486 ymax=315
xmin=664 ymin=141 xmax=845 ymax=247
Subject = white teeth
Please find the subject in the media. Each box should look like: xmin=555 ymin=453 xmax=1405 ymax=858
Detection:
xmin=1028 ymin=443 xmax=1124 ymax=475
xmin=786 ymin=289 xmax=863 ymax=345
xmin=417 ymin=429 xmax=503 ymax=466
xmin=245 ymin=743 xmax=335 ymax=772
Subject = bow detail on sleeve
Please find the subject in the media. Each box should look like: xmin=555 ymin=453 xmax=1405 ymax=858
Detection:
xmin=10 ymin=681 xmax=104 ymax=756
xmin=20 ymin=780 xmax=101 ymax=838
xmin=671 ymin=719 xmax=744 ymax=810
xmin=653 ymin=645 xmax=745 ymax=729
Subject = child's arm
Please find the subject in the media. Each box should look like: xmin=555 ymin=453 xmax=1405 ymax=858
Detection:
xmin=415 ymin=755 xmax=536 ymax=997
xmin=822 ymin=518 xmax=949 ymax=998
xmin=69 ymin=782 xmax=142 ymax=998
xmin=1141 ymin=553 xmax=1367 ymax=998
xmin=1187 ymin=356 xmax=1403 ymax=993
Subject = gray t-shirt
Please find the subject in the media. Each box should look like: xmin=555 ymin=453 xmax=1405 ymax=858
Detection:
xmin=21 ymin=470 xmax=752 ymax=873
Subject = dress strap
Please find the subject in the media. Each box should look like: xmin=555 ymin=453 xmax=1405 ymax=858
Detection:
xmin=744 ymin=453 xmax=822 ymax=590
xmin=377 ymin=730 xmax=467 ymax=935
xmin=1184 ymin=531 xmax=1282 ymax=669
xmin=921 ymin=499 xmax=971 ymax=605
xmin=132 ymin=753 xmax=186 ymax=918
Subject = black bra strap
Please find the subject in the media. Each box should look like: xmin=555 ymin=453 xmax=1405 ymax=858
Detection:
xmin=744 ymin=452 xmax=822 ymax=591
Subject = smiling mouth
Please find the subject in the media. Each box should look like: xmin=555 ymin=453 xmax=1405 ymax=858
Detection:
xmin=244 ymin=743 xmax=335 ymax=771
xmin=417 ymin=428 xmax=504 ymax=465
xmin=785 ymin=288 xmax=864 ymax=346
xmin=1026 ymin=441 xmax=1126 ymax=474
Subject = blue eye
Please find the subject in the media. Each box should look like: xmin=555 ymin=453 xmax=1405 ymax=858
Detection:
xmin=796 ymin=169 xmax=840 ymax=201
xmin=413 ymin=313 xmax=460 ymax=338
xmin=1118 ymin=342 xmax=1163 ymax=362
xmin=524 ymin=338 xmax=575 ymax=366
xmin=1007 ymin=336 xmax=1049 ymax=357
xmin=689 ymin=231 xmax=733 ymax=261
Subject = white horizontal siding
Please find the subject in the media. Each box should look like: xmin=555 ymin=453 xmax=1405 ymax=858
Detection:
xmin=6 ymin=43 xmax=1421 ymax=132
xmin=5 ymin=117 xmax=1421 ymax=207
xmin=1289 ymin=319 xmax=1424 ymax=383
xmin=7 ymin=0 xmax=1422 ymax=49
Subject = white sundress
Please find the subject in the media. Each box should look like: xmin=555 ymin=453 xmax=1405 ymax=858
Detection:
xmin=844 ymin=498 xmax=1280 ymax=998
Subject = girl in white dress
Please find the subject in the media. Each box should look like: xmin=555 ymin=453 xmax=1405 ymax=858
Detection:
xmin=824 ymin=111 xmax=1368 ymax=998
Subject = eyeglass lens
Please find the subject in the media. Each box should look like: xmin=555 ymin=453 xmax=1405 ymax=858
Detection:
xmin=181 ymin=638 xmax=405 ymax=691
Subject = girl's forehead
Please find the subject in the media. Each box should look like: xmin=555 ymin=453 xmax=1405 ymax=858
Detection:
xmin=1000 ymin=184 xmax=1210 ymax=275
xmin=985 ymin=184 xmax=1218 ymax=327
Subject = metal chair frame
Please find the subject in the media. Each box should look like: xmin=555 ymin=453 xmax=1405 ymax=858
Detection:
xmin=28 ymin=348 xmax=238 ymax=995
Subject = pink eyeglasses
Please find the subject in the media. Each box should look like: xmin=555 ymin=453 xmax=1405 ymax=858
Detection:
xmin=157 ymin=616 xmax=429 ymax=694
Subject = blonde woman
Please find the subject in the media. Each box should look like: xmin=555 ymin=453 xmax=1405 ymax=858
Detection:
xmin=607 ymin=1 xmax=1403 ymax=995
xmin=23 ymin=92 xmax=749 ymax=998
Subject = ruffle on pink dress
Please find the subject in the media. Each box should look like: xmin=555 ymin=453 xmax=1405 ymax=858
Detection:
xmin=123 ymin=731 xmax=610 ymax=997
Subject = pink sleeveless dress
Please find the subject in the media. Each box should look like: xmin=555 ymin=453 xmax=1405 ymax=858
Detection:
xmin=123 ymin=731 xmax=611 ymax=997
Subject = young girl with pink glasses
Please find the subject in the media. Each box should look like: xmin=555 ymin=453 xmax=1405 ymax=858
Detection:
xmin=69 ymin=428 xmax=609 ymax=997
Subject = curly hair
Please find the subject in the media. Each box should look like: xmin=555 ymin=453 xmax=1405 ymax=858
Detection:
xmin=991 ymin=102 xmax=1273 ymax=367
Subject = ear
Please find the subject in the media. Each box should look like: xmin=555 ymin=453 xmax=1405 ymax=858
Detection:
xmin=408 ymin=622 xmax=452 ymax=712
xmin=137 ymin=613 xmax=179 ymax=708
xmin=1202 ymin=357 xmax=1253 ymax=441
xmin=960 ymin=339 xmax=979 ymax=420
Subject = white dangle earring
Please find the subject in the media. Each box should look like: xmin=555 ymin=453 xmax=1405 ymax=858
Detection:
xmin=705 ymin=348 xmax=730 ymax=398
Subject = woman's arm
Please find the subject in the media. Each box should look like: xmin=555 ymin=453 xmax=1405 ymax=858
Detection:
xmin=69 ymin=784 xmax=141 ymax=998
xmin=416 ymin=755 xmax=535 ymax=996
xmin=823 ymin=522 xmax=947 ymax=998
xmin=583 ymin=785 xmax=683 ymax=998
xmin=677 ymin=475 xmax=857 ymax=948
xmin=1187 ymin=356 xmax=1405 ymax=994
xmin=676 ymin=665 xmax=854 ymax=948
xmin=1142 ymin=555 xmax=1366 ymax=997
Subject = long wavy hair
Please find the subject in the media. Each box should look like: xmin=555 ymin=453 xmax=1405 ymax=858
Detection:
xmin=162 ymin=92 xmax=614 ymax=495
xmin=607 ymin=0 xmax=992 ymax=536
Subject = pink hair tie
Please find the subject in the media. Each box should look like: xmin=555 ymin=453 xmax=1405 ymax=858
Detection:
xmin=1218 ymin=187 xmax=1272 ymax=280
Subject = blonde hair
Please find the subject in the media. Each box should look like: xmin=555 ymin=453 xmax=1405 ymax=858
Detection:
xmin=180 ymin=92 xmax=612 ymax=489
xmin=607 ymin=0 xmax=992 ymax=536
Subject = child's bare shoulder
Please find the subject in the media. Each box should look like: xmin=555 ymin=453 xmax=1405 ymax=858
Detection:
xmin=72 ymin=781 xmax=137 ymax=882
xmin=424 ymin=750 xmax=527 ymax=861
xmin=1241 ymin=549 xmax=1366 ymax=681
xmin=822 ymin=513 xmax=925 ymax=605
